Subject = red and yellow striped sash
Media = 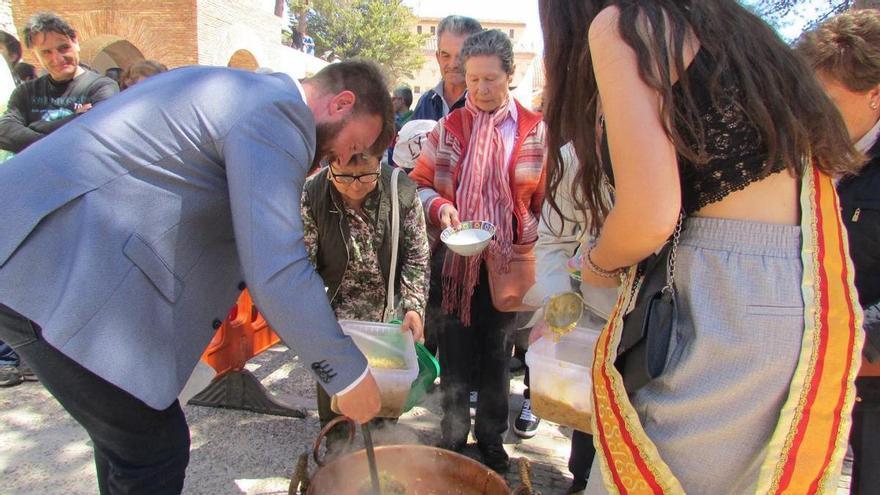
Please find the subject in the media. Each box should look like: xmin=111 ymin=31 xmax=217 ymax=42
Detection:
xmin=590 ymin=165 xmax=863 ymax=494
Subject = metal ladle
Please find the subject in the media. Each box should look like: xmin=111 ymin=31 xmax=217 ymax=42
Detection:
xmin=543 ymin=292 xmax=584 ymax=340
xmin=362 ymin=423 xmax=381 ymax=495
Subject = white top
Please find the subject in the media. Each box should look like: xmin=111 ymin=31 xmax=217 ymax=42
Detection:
xmin=522 ymin=144 xmax=619 ymax=327
xmin=432 ymin=80 xmax=452 ymax=117
xmin=0 ymin=63 xmax=14 ymax=114
xmin=499 ymin=99 xmax=518 ymax=169
xmin=294 ymin=78 xmax=308 ymax=106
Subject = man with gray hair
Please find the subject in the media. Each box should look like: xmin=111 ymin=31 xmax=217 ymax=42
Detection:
xmin=411 ymin=15 xmax=482 ymax=121
xmin=410 ymin=15 xmax=482 ymax=414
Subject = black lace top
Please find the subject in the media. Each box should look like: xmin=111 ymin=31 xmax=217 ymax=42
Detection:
xmin=601 ymin=49 xmax=780 ymax=214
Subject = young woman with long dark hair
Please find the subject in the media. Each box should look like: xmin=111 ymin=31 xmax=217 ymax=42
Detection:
xmin=539 ymin=1 xmax=864 ymax=492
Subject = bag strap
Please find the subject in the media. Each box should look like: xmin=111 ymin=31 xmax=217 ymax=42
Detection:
xmin=384 ymin=167 xmax=402 ymax=322
xmin=664 ymin=210 xmax=685 ymax=292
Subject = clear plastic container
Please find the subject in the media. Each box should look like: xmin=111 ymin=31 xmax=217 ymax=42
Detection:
xmin=525 ymin=322 xmax=602 ymax=433
xmin=339 ymin=320 xmax=419 ymax=418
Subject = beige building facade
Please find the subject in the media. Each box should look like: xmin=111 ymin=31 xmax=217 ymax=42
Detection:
xmin=405 ymin=16 xmax=537 ymax=105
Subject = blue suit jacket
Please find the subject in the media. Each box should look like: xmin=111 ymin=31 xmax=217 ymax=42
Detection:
xmin=0 ymin=66 xmax=368 ymax=409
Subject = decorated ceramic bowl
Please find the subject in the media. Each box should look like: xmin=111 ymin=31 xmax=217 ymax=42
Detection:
xmin=440 ymin=221 xmax=496 ymax=257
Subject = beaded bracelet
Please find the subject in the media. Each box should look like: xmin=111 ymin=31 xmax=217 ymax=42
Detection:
xmin=584 ymin=245 xmax=624 ymax=279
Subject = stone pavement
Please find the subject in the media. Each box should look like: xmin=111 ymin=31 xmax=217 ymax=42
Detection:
xmin=0 ymin=342 xmax=853 ymax=494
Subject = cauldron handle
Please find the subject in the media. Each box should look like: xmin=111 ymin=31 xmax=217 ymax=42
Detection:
xmin=510 ymin=457 xmax=536 ymax=495
xmin=287 ymin=452 xmax=310 ymax=495
xmin=313 ymin=415 xmax=357 ymax=467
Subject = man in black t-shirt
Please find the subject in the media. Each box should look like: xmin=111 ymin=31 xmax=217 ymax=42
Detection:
xmin=0 ymin=12 xmax=118 ymax=153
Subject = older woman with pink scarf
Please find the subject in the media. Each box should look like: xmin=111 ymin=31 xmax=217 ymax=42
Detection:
xmin=410 ymin=28 xmax=546 ymax=474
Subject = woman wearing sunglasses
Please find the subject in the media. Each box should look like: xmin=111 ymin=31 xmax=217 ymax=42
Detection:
xmin=301 ymin=152 xmax=431 ymax=451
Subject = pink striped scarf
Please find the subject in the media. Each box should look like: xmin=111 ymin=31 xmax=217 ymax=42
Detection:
xmin=442 ymin=95 xmax=516 ymax=325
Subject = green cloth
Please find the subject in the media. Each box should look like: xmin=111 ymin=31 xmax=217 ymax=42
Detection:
xmin=395 ymin=110 xmax=413 ymax=131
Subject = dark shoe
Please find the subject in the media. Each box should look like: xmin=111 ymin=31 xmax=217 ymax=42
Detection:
xmin=513 ymin=398 xmax=540 ymax=438
xmin=469 ymin=390 xmax=478 ymax=418
xmin=509 ymin=355 xmax=525 ymax=373
xmin=478 ymin=443 xmax=509 ymax=474
xmin=566 ymin=479 xmax=588 ymax=494
xmin=0 ymin=365 xmax=23 ymax=387
xmin=18 ymin=363 xmax=38 ymax=382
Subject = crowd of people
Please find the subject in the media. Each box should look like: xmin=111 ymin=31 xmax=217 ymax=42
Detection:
xmin=0 ymin=3 xmax=878 ymax=495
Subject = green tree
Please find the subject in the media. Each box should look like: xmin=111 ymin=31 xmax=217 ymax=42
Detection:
xmin=286 ymin=0 xmax=340 ymax=42
xmin=286 ymin=0 xmax=427 ymax=85
xmin=745 ymin=0 xmax=860 ymax=39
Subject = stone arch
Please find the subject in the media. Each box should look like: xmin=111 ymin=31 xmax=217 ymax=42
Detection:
xmin=212 ymin=23 xmax=268 ymax=71
xmin=79 ymin=35 xmax=145 ymax=73
xmin=227 ymin=49 xmax=259 ymax=71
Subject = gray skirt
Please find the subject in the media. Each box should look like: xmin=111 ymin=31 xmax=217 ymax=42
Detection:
xmin=587 ymin=216 xmax=804 ymax=494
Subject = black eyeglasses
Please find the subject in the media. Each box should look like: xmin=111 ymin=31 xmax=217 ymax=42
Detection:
xmin=329 ymin=166 xmax=381 ymax=184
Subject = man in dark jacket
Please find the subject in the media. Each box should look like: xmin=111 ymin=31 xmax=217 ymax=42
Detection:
xmin=0 ymin=12 xmax=118 ymax=153
xmin=411 ymin=15 xmax=482 ymax=121
xmin=410 ymin=14 xmax=484 ymax=413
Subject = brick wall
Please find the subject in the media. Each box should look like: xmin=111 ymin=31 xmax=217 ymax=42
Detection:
xmin=7 ymin=1 xmax=324 ymax=81
xmin=10 ymin=0 xmax=283 ymax=71
xmin=12 ymin=0 xmax=198 ymax=68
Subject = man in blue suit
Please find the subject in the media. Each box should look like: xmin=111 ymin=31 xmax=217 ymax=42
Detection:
xmin=0 ymin=59 xmax=393 ymax=494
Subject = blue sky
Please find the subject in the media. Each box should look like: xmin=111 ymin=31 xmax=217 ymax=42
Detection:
xmin=402 ymin=0 xmax=543 ymax=46
xmin=742 ymin=0 xmax=831 ymax=40
xmin=402 ymin=0 xmax=540 ymax=24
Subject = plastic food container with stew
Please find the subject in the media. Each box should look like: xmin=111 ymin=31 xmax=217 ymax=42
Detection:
xmin=339 ymin=320 xmax=419 ymax=418
xmin=525 ymin=322 xmax=602 ymax=433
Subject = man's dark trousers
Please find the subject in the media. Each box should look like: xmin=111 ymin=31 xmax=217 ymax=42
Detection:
xmin=0 ymin=304 xmax=190 ymax=494
xmin=850 ymin=376 xmax=880 ymax=495
xmin=569 ymin=429 xmax=596 ymax=487
xmin=438 ymin=265 xmax=516 ymax=448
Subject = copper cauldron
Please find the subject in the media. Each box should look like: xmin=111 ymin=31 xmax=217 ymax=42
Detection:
xmin=289 ymin=417 xmax=534 ymax=495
